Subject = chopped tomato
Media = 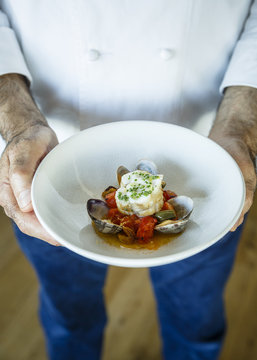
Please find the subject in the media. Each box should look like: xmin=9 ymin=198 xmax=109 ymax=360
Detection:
xmin=163 ymin=190 xmax=177 ymax=201
xmin=121 ymin=216 xmax=135 ymax=230
xmin=105 ymin=191 xmax=117 ymax=208
xmin=131 ymin=214 xmax=141 ymax=232
xmin=161 ymin=201 xmax=175 ymax=211
xmin=107 ymin=208 xmax=119 ymax=218
xmin=120 ymin=214 xmax=140 ymax=232
xmin=107 ymin=208 xmax=124 ymax=225
xmin=136 ymin=216 xmax=158 ymax=243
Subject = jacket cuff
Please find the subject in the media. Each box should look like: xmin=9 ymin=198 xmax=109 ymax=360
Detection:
xmin=220 ymin=39 xmax=257 ymax=93
xmin=220 ymin=1 xmax=257 ymax=93
xmin=0 ymin=27 xmax=32 ymax=84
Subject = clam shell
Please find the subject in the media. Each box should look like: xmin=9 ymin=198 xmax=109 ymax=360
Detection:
xmin=155 ymin=196 xmax=193 ymax=234
xmin=136 ymin=159 xmax=158 ymax=175
xmin=87 ymin=199 xmax=122 ymax=234
xmin=136 ymin=159 xmax=166 ymax=187
xmin=117 ymin=166 xmax=130 ymax=185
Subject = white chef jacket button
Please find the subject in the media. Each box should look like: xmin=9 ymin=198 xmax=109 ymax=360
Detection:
xmin=87 ymin=49 xmax=101 ymax=61
xmin=159 ymin=48 xmax=175 ymax=61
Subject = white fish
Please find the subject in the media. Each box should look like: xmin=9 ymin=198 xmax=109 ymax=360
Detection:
xmin=115 ymin=170 xmax=164 ymax=217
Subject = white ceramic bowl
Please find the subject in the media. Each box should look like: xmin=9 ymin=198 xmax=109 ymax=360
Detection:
xmin=32 ymin=121 xmax=245 ymax=267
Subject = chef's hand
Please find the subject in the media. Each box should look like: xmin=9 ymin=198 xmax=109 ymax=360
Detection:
xmin=209 ymin=86 xmax=257 ymax=231
xmin=0 ymin=74 xmax=60 ymax=245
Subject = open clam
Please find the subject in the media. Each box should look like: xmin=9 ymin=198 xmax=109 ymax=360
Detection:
xmin=87 ymin=199 xmax=122 ymax=234
xmin=154 ymin=195 xmax=193 ymax=234
xmin=136 ymin=159 xmax=158 ymax=175
xmin=117 ymin=166 xmax=130 ymax=185
xmin=136 ymin=159 xmax=166 ymax=188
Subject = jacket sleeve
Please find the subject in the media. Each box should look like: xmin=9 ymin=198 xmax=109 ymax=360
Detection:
xmin=220 ymin=0 xmax=257 ymax=92
xmin=0 ymin=9 xmax=32 ymax=82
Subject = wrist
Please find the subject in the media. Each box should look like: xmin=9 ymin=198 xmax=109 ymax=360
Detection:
xmin=0 ymin=73 xmax=30 ymax=110
xmin=210 ymin=86 xmax=257 ymax=158
xmin=0 ymin=73 xmax=48 ymax=143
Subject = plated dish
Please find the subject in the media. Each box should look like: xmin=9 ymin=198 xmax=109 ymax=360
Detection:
xmin=87 ymin=160 xmax=193 ymax=249
xmin=31 ymin=121 xmax=245 ymax=267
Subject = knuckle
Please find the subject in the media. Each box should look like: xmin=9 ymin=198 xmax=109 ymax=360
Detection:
xmin=0 ymin=182 xmax=8 ymax=198
xmin=3 ymin=204 xmax=16 ymax=219
xmin=0 ymin=189 xmax=11 ymax=208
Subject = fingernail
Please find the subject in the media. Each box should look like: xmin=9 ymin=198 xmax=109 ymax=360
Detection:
xmin=18 ymin=189 xmax=31 ymax=209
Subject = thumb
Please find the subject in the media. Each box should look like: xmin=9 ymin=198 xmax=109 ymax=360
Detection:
xmin=9 ymin=158 xmax=35 ymax=212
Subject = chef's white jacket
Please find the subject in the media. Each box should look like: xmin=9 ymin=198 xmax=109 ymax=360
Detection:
xmin=0 ymin=0 xmax=256 ymax=149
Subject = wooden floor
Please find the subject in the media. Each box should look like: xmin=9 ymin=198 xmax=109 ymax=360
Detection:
xmin=1 ymin=194 xmax=257 ymax=360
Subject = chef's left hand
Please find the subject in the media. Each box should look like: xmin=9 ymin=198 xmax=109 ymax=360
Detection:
xmin=209 ymin=86 xmax=257 ymax=231
xmin=208 ymin=133 xmax=256 ymax=231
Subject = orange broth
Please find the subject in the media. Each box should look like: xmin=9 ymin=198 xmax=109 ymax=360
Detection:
xmin=92 ymin=222 xmax=180 ymax=250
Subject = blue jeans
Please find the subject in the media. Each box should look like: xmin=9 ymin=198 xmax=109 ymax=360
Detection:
xmin=14 ymin=224 xmax=243 ymax=360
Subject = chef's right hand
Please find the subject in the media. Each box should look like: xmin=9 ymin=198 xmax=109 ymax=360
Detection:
xmin=0 ymin=124 xmax=60 ymax=245
xmin=0 ymin=73 xmax=60 ymax=245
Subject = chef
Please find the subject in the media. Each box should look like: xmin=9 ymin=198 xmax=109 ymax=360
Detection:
xmin=0 ymin=1 xmax=256 ymax=359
